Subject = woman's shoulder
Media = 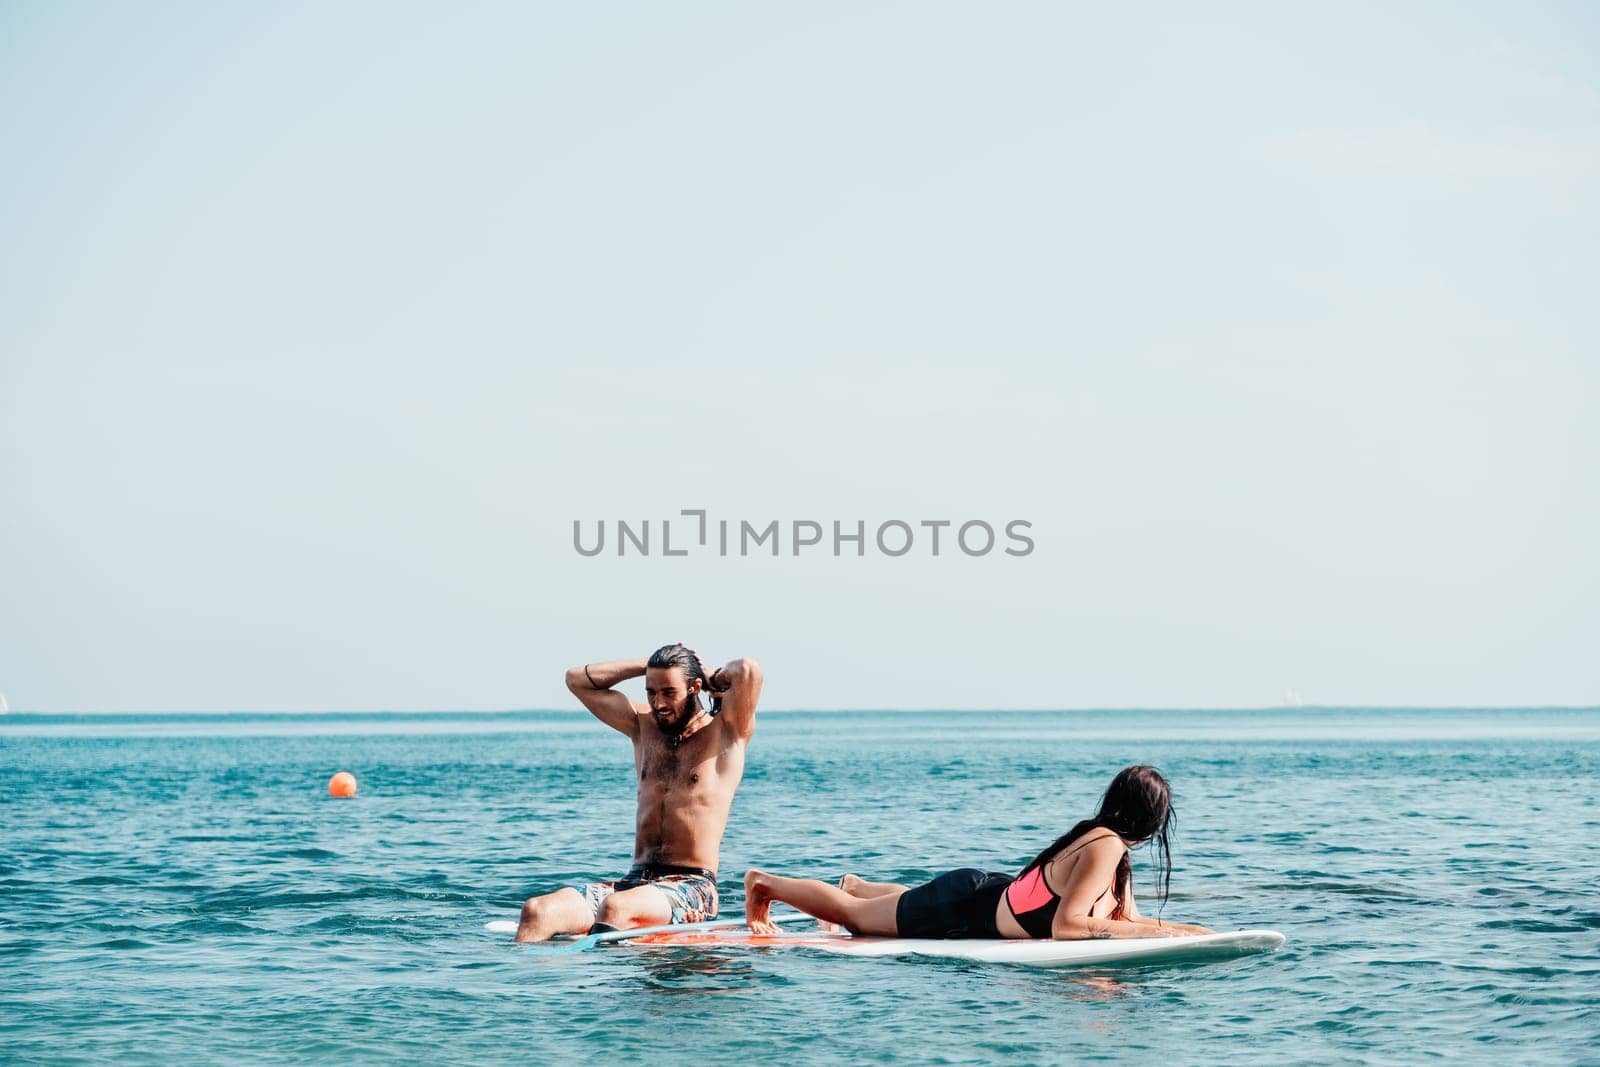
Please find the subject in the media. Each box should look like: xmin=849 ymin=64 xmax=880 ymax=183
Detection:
xmin=1050 ymin=829 xmax=1125 ymax=867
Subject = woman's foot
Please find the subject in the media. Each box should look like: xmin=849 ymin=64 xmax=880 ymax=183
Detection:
xmin=744 ymin=869 xmax=779 ymax=935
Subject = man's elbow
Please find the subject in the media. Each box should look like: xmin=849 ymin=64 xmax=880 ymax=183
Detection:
xmin=564 ymin=666 xmax=588 ymax=693
xmin=731 ymin=658 xmax=763 ymax=687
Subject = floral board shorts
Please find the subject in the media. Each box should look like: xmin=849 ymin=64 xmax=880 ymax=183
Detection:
xmin=576 ymin=863 xmax=720 ymax=925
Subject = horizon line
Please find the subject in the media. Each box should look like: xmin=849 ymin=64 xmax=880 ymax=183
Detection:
xmin=3 ymin=704 xmax=1597 ymax=716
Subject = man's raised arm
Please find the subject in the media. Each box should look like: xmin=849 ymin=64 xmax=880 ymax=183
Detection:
xmin=707 ymin=657 xmax=763 ymax=739
xmin=565 ymin=659 xmax=646 ymax=737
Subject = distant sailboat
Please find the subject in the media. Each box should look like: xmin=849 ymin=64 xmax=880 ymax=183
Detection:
xmin=0 ymin=693 xmax=8 ymax=714
xmin=1283 ymin=688 xmax=1305 ymax=708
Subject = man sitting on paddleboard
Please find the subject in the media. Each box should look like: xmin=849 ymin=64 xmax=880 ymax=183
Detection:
xmin=743 ymin=765 xmax=1214 ymax=940
xmin=514 ymin=643 xmax=763 ymax=943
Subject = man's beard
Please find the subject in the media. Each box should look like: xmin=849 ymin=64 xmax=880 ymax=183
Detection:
xmin=656 ymin=693 xmax=701 ymax=736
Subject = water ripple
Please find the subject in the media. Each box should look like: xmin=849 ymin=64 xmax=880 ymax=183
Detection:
xmin=1 ymin=709 xmax=1597 ymax=1064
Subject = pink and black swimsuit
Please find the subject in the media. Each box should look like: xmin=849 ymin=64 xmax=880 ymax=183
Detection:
xmin=1002 ymin=862 xmax=1063 ymax=938
xmin=893 ymin=838 xmax=1123 ymax=940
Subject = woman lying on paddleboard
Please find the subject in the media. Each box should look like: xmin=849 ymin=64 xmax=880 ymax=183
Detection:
xmin=744 ymin=764 xmax=1214 ymax=940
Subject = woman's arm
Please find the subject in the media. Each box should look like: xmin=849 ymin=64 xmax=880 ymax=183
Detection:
xmin=1120 ymin=881 xmax=1214 ymax=935
xmin=1050 ymin=838 xmax=1194 ymax=940
xmin=1123 ymin=914 xmax=1215 ymax=935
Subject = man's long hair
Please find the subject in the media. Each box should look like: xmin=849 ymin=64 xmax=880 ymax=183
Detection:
xmin=647 ymin=643 xmax=722 ymax=717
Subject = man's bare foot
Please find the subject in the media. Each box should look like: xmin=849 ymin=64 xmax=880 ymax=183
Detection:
xmin=744 ymin=869 xmax=778 ymax=935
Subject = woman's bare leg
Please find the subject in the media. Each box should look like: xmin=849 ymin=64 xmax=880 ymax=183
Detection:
xmin=839 ymin=873 xmax=908 ymax=899
xmin=819 ymin=874 xmax=904 ymax=932
xmin=745 ymin=869 xmax=902 ymax=936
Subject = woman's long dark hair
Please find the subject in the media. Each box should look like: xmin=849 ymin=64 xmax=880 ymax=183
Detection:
xmin=1022 ymin=765 xmax=1174 ymax=915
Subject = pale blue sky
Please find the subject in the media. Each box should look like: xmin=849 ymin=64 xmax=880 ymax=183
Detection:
xmin=2 ymin=2 xmax=1596 ymax=711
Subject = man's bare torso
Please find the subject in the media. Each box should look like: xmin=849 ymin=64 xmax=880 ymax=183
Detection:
xmin=630 ymin=711 xmax=745 ymax=873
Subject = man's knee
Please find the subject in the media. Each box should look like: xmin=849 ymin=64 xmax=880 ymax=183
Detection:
xmin=515 ymin=888 xmax=594 ymax=942
xmin=523 ymin=888 xmax=585 ymax=923
xmin=596 ymin=888 xmax=666 ymax=927
xmin=594 ymin=896 xmax=629 ymax=925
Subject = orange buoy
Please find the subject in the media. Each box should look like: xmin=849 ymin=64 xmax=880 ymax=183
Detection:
xmin=328 ymin=771 xmax=358 ymax=798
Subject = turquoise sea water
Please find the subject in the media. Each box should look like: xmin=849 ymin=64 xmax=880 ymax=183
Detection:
xmin=3 ymin=708 xmax=1598 ymax=1065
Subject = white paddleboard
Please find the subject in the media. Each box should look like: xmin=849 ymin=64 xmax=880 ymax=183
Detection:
xmin=491 ymin=915 xmax=1285 ymax=968
xmin=796 ymin=929 xmax=1286 ymax=967
xmin=626 ymin=927 xmax=1284 ymax=967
